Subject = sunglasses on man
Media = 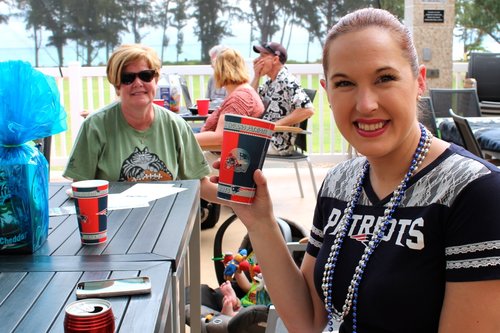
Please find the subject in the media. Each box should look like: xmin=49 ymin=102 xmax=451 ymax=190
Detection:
xmin=263 ymin=43 xmax=279 ymax=56
xmin=121 ymin=69 xmax=158 ymax=85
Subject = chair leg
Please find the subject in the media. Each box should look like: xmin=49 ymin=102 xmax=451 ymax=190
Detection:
xmin=306 ymin=158 xmax=318 ymax=196
xmin=293 ymin=161 xmax=304 ymax=198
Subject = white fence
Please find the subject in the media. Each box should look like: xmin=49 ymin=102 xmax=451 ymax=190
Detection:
xmin=37 ymin=62 xmax=469 ymax=169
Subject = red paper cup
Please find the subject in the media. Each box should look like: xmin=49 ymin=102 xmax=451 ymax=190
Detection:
xmin=71 ymin=180 xmax=109 ymax=245
xmin=217 ymin=114 xmax=275 ymax=204
xmin=152 ymin=99 xmax=165 ymax=107
xmin=196 ymin=98 xmax=210 ymax=116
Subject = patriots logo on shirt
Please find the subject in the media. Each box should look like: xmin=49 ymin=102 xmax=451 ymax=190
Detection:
xmin=351 ymin=233 xmax=371 ymax=247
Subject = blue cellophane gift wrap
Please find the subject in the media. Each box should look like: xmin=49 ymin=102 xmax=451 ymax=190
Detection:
xmin=0 ymin=60 xmax=67 ymax=253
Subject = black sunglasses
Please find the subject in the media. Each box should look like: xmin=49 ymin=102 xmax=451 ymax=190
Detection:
xmin=263 ymin=43 xmax=277 ymax=55
xmin=121 ymin=69 xmax=157 ymax=85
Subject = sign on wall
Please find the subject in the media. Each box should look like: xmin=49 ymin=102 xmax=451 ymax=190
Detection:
xmin=424 ymin=10 xmax=445 ymax=23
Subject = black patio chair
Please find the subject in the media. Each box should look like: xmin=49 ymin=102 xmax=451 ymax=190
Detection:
xmin=429 ymin=88 xmax=482 ymax=118
xmin=467 ymin=52 xmax=500 ymax=104
xmin=449 ymin=109 xmax=500 ymax=165
xmin=449 ymin=109 xmax=483 ymax=157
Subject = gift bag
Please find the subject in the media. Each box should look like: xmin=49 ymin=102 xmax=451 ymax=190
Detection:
xmin=0 ymin=60 xmax=67 ymax=253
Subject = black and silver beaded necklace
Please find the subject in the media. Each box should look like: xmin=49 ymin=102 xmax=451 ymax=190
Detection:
xmin=322 ymin=124 xmax=433 ymax=332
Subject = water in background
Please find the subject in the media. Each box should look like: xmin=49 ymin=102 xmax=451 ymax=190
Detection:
xmin=0 ymin=42 xmax=201 ymax=68
xmin=0 ymin=40 xmax=323 ymax=68
xmin=0 ymin=17 xmax=323 ymax=67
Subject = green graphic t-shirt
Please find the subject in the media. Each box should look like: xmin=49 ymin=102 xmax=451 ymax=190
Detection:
xmin=63 ymin=102 xmax=210 ymax=182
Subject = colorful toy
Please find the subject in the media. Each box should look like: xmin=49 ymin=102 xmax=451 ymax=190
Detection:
xmin=217 ymin=249 xmax=271 ymax=317
xmin=240 ymin=273 xmax=271 ymax=307
xmin=219 ymin=248 xmax=269 ymax=306
xmin=213 ymin=248 xmax=263 ymax=282
xmin=223 ymin=249 xmax=247 ymax=281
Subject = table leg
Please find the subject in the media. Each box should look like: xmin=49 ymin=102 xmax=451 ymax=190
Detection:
xmin=174 ymin=189 xmax=201 ymax=333
xmin=179 ymin=268 xmax=186 ymax=333
xmin=188 ymin=209 xmax=201 ymax=333
xmin=172 ymin=275 xmax=180 ymax=333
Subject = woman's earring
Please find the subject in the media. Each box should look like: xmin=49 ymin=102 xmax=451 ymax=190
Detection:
xmin=417 ymin=95 xmax=422 ymax=101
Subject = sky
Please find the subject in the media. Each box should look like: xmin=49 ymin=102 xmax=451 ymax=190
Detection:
xmin=0 ymin=8 xmax=498 ymax=67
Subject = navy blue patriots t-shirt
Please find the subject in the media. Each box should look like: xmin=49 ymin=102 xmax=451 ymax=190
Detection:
xmin=307 ymin=144 xmax=500 ymax=333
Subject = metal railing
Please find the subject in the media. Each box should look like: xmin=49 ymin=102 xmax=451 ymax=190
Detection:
xmin=37 ymin=62 xmax=469 ymax=169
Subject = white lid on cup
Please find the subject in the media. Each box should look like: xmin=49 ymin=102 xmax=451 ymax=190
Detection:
xmin=72 ymin=180 xmax=109 ymax=189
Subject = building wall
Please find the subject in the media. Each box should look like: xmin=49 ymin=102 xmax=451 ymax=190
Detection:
xmin=405 ymin=0 xmax=455 ymax=92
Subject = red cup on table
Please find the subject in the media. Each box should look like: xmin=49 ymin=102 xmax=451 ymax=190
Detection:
xmin=217 ymin=114 xmax=275 ymax=204
xmin=196 ymin=98 xmax=210 ymax=116
xmin=153 ymin=99 xmax=165 ymax=107
xmin=71 ymin=180 xmax=109 ymax=245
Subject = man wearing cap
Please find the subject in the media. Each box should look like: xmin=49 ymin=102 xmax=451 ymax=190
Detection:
xmin=251 ymin=42 xmax=314 ymax=155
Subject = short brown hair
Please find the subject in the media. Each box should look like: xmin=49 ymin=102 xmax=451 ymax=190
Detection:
xmin=106 ymin=44 xmax=161 ymax=90
xmin=214 ymin=48 xmax=249 ymax=88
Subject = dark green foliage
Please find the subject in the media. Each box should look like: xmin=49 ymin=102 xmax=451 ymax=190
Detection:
xmin=3 ymin=0 xmax=499 ymax=65
xmin=456 ymin=0 xmax=499 ymax=57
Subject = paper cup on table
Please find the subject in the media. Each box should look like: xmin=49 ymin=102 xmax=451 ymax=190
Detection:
xmin=71 ymin=180 xmax=109 ymax=245
xmin=196 ymin=98 xmax=210 ymax=116
xmin=152 ymin=99 xmax=165 ymax=107
xmin=217 ymin=114 xmax=275 ymax=204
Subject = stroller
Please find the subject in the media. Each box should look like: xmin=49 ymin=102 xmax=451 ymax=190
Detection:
xmin=186 ymin=213 xmax=308 ymax=333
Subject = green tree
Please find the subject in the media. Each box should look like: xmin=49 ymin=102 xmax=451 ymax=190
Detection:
xmin=278 ymin=0 xmax=322 ymax=62
xmin=191 ymin=0 xmax=234 ymax=62
xmin=154 ymin=0 xmax=172 ymax=64
xmin=4 ymin=0 xmax=498 ymax=66
xmin=14 ymin=0 xmax=70 ymax=67
xmin=292 ymin=0 xmax=322 ymax=62
xmin=279 ymin=0 xmax=297 ymax=48
xmin=101 ymin=0 xmax=126 ymax=62
xmin=66 ymin=0 xmax=125 ymax=66
xmin=11 ymin=0 xmax=42 ymax=66
xmin=120 ymin=0 xmax=154 ymax=43
xmin=303 ymin=0 xmax=380 ymax=45
xmin=292 ymin=0 xmax=399 ymax=62
xmin=43 ymin=0 xmax=70 ymax=67
xmin=249 ymin=0 xmax=289 ymax=43
xmin=378 ymin=0 xmax=404 ymax=18
xmin=0 ymin=0 xmax=10 ymax=24
xmin=456 ymin=0 xmax=500 ymax=57
xmin=171 ymin=0 xmax=188 ymax=62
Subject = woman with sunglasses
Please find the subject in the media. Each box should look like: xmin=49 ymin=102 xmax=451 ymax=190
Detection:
xmin=63 ymin=44 xmax=219 ymax=202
